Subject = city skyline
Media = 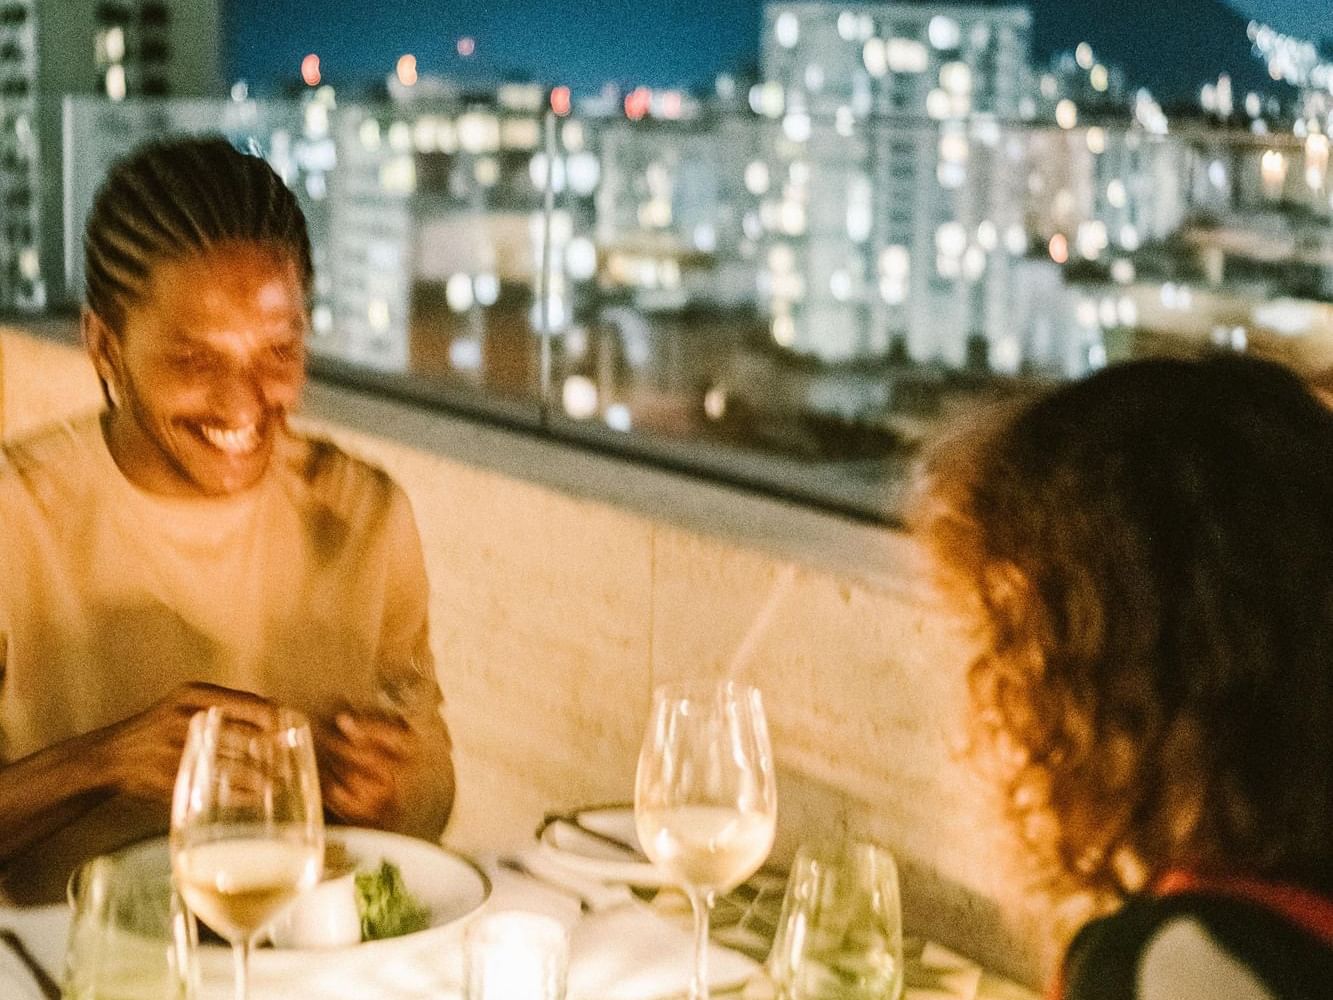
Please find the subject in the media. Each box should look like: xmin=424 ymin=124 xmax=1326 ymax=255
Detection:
xmin=223 ymin=0 xmax=1327 ymax=99
xmin=4 ymin=0 xmax=1330 ymax=516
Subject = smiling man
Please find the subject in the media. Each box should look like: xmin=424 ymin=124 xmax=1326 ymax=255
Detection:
xmin=0 ymin=137 xmax=455 ymax=903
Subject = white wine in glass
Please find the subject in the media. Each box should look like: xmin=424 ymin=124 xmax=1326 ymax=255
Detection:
xmin=635 ymin=681 xmax=777 ymax=1000
xmin=171 ymin=706 xmax=323 ymax=1000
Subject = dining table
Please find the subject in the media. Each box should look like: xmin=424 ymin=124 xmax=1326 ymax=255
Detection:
xmin=0 ymin=839 xmax=1039 ymax=1000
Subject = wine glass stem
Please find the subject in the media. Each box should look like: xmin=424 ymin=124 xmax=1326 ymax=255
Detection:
xmin=687 ymin=886 xmax=712 ymax=1000
xmin=232 ymin=937 xmax=251 ymax=1000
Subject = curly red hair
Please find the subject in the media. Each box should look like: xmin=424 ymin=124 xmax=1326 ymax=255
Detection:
xmin=913 ymin=355 xmax=1333 ymax=900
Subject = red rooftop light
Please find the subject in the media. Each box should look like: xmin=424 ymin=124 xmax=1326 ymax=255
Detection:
xmin=624 ymin=86 xmax=650 ymax=121
xmin=301 ymin=53 xmax=320 ymax=87
xmin=550 ymin=86 xmax=572 ymax=117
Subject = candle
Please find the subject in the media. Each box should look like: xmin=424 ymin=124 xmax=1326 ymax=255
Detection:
xmin=465 ymin=911 xmax=569 ymax=1000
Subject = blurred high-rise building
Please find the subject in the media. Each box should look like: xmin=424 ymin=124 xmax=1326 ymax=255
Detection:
xmin=0 ymin=0 xmax=221 ymax=310
xmin=754 ymin=3 xmax=1060 ymax=369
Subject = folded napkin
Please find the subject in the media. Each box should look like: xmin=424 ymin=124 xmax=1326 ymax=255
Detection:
xmin=484 ymin=853 xmax=760 ymax=1000
xmin=500 ymin=848 xmax=636 ymax=914
xmin=569 ymin=905 xmax=758 ymax=1000
xmin=908 ymin=942 xmax=983 ymax=1000
xmin=0 ymin=945 xmax=50 ymax=1000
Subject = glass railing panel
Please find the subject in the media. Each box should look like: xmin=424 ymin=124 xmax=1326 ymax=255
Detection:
xmin=537 ymin=106 xmax=1331 ymax=517
xmin=41 ymin=95 xmax=1333 ymax=521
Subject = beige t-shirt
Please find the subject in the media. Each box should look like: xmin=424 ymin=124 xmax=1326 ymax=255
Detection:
xmin=0 ymin=412 xmax=433 ymax=902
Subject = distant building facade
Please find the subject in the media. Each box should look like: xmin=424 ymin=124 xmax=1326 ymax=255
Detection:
xmin=0 ymin=0 xmax=221 ymax=310
xmin=755 ymin=2 xmax=1053 ymax=369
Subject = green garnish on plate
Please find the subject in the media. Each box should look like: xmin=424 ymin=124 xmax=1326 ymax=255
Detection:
xmin=355 ymin=860 xmax=431 ymax=940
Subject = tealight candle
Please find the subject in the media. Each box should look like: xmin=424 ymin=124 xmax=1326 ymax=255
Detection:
xmin=465 ymin=911 xmax=569 ymax=1000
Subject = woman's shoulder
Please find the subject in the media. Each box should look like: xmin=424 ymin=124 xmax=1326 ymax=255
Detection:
xmin=1062 ymin=892 xmax=1333 ymax=1000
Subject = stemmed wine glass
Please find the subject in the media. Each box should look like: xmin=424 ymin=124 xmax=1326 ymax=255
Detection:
xmin=170 ymin=706 xmax=324 ymax=1000
xmin=635 ymin=681 xmax=777 ymax=1000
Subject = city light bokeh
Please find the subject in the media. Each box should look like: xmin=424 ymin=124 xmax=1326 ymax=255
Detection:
xmin=1 ymin=1 xmax=1330 ymax=516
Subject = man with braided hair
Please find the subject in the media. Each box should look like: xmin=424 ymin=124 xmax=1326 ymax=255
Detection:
xmin=0 ymin=136 xmax=455 ymax=903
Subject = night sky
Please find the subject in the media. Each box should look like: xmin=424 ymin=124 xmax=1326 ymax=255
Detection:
xmin=223 ymin=0 xmax=1326 ymax=98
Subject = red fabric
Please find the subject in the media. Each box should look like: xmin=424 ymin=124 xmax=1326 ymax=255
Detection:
xmin=1042 ymin=871 xmax=1333 ymax=1000
xmin=1154 ymin=870 xmax=1333 ymax=950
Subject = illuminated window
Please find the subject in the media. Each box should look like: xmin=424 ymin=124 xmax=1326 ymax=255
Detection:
xmin=863 ymin=38 xmax=887 ymax=78
xmin=782 ymin=112 xmax=811 ymax=143
xmin=928 ymin=15 xmax=960 ymax=50
xmin=886 ymin=37 xmax=929 ymax=73
xmin=105 ymin=64 xmax=126 ymax=101
xmin=939 ymin=61 xmax=971 ymax=96
xmin=744 ymin=161 xmax=771 ymax=196
xmin=935 ymin=222 xmax=966 ymax=259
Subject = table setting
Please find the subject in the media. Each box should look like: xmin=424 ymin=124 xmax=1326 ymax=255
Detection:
xmin=0 ymin=681 xmax=1036 ymax=1000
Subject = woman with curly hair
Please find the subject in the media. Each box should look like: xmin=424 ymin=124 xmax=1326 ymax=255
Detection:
xmin=914 ymin=355 xmax=1333 ymax=999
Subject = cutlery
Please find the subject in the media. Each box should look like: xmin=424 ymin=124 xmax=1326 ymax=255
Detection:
xmin=498 ymin=856 xmax=593 ymax=914
xmin=0 ymin=928 xmax=59 ymax=1000
xmin=542 ymin=810 xmax=645 ymax=859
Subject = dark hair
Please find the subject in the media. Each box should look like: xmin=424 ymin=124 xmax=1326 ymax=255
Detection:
xmin=83 ymin=135 xmax=313 ymax=332
xmin=914 ymin=355 xmax=1333 ymax=899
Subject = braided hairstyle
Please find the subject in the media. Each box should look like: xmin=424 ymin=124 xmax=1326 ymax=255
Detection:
xmin=84 ymin=135 xmax=313 ymax=334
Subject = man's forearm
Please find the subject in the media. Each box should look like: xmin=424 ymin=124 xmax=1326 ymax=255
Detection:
xmin=393 ymin=716 xmax=455 ymax=841
xmin=0 ymin=731 xmax=117 ymax=861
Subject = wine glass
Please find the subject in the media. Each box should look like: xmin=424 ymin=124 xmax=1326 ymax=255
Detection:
xmin=170 ymin=706 xmax=324 ymax=1000
xmin=635 ymin=681 xmax=777 ymax=1000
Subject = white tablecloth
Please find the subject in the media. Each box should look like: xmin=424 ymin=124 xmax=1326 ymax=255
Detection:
xmin=0 ymin=857 xmax=1034 ymax=1000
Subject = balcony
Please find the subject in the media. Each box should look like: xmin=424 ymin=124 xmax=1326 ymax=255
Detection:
xmin=0 ymin=318 xmax=1053 ymax=986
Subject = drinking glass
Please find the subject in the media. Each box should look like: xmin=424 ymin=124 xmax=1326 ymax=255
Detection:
xmin=62 ymin=854 xmax=198 ymax=1000
xmin=635 ymin=681 xmax=778 ymax=1000
xmin=170 ymin=706 xmax=324 ymax=1000
xmin=768 ymin=840 xmax=904 ymax=1000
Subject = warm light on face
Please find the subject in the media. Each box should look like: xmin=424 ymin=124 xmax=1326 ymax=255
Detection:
xmin=301 ymin=53 xmax=321 ymax=87
xmin=99 ymin=245 xmax=309 ymax=499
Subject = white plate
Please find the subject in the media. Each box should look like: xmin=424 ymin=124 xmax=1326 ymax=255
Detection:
xmin=536 ymin=805 xmax=669 ymax=887
xmin=114 ymin=827 xmax=489 ymax=958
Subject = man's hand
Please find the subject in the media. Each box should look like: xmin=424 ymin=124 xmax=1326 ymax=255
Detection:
xmin=94 ymin=682 xmax=274 ymax=803
xmin=316 ymin=710 xmax=417 ymax=827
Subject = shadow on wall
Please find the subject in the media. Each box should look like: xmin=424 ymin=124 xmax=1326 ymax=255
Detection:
xmin=771 ymin=765 xmax=1055 ymax=988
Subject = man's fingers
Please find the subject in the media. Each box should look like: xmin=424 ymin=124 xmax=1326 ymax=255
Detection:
xmin=170 ymin=683 xmax=276 ymax=726
xmin=323 ymin=770 xmax=395 ymax=823
xmin=336 ymin=713 xmax=413 ymax=754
